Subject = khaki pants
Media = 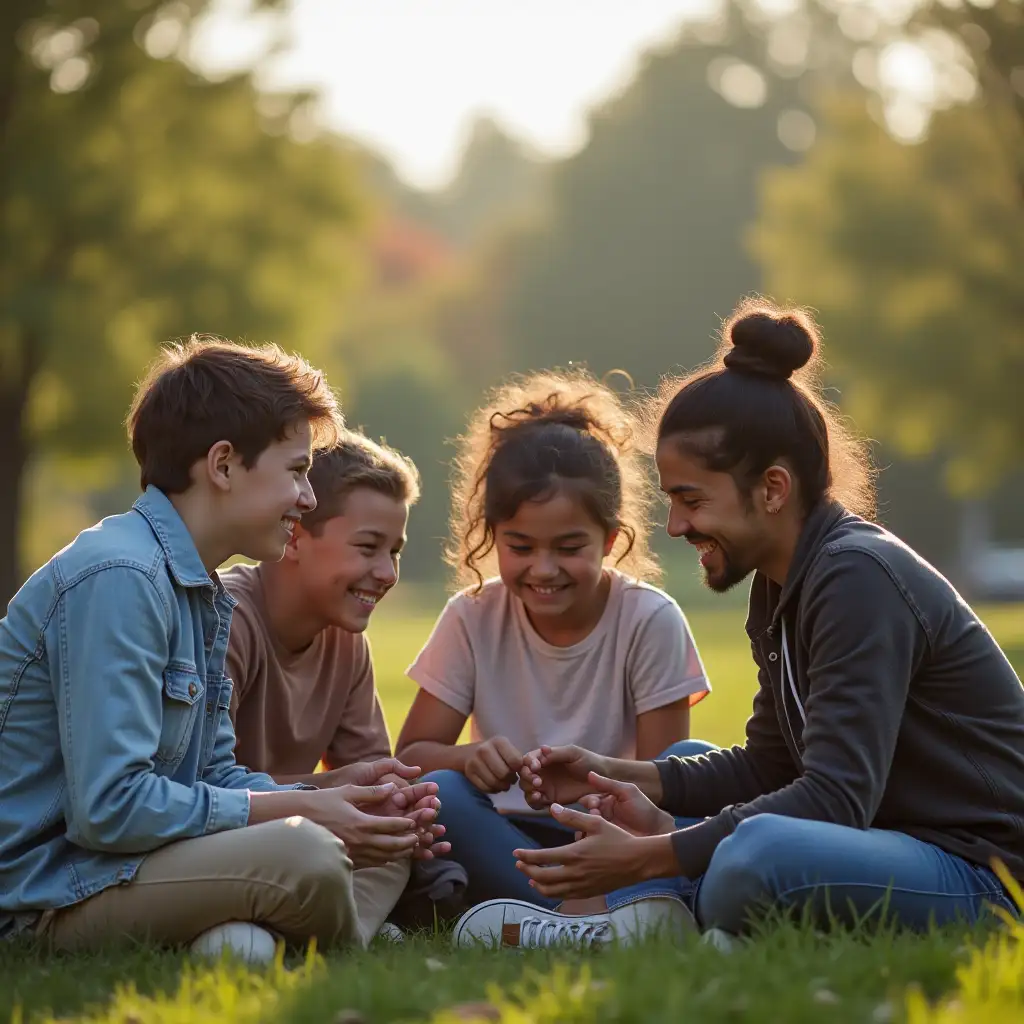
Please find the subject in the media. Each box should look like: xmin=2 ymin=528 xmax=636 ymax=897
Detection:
xmin=39 ymin=817 xmax=360 ymax=953
xmin=352 ymin=859 xmax=410 ymax=945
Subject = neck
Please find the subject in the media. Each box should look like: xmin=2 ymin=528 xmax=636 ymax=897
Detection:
xmin=259 ymin=561 xmax=327 ymax=653
xmin=167 ymin=490 xmax=228 ymax=574
xmin=759 ymin=512 xmax=805 ymax=588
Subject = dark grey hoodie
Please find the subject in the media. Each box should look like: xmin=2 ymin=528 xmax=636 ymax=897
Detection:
xmin=656 ymin=501 xmax=1024 ymax=881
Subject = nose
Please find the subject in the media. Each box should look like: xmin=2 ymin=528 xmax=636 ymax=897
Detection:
xmin=373 ymin=553 xmax=398 ymax=587
xmin=532 ymin=552 xmax=559 ymax=579
xmin=297 ymin=475 xmax=317 ymax=513
xmin=666 ymin=507 xmax=691 ymax=539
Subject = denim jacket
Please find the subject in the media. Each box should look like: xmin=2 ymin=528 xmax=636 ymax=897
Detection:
xmin=0 ymin=487 xmax=289 ymax=937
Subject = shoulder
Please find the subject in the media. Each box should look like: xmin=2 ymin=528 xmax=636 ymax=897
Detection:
xmin=612 ymin=571 xmax=684 ymax=630
xmin=442 ymin=578 xmax=513 ymax=624
xmin=221 ymin=562 xmax=260 ymax=606
xmin=52 ymin=509 xmax=167 ymax=590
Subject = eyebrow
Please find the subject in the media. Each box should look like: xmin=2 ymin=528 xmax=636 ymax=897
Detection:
xmin=661 ymin=484 xmax=703 ymax=496
xmin=502 ymin=530 xmax=591 ymax=542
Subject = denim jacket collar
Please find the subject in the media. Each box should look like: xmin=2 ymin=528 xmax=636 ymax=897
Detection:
xmin=132 ymin=486 xmax=230 ymax=599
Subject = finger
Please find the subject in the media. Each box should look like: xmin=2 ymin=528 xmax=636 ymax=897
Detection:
xmin=408 ymin=807 xmax=438 ymax=827
xmin=466 ymin=761 xmax=501 ymax=793
xmin=514 ymin=861 xmax=577 ymax=884
xmin=383 ymin=759 xmax=423 ymax=780
xmin=581 ymin=795 xmax=601 ymax=810
xmin=356 ymin=813 xmax=419 ymax=834
xmin=343 ymin=783 xmax=396 ymax=805
xmin=479 ymin=744 xmax=515 ymax=784
xmin=525 ymin=790 xmax=551 ymax=810
xmin=550 ymin=802 xmax=605 ymax=833
xmin=400 ymin=782 xmax=440 ymax=804
xmin=512 ymin=845 xmax=576 ymax=867
xmin=492 ymin=736 xmax=524 ymax=772
xmin=537 ymin=744 xmax=574 ymax=767
xmin=587 ymin=772 xmax=633 ymax=796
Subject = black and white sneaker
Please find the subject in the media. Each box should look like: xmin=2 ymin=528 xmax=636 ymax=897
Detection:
xmin=451 ymin=897 xmax=697 ymax=949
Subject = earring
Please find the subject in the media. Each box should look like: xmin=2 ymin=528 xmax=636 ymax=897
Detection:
xmin=768 ymin=506 xmax=780 ymax=515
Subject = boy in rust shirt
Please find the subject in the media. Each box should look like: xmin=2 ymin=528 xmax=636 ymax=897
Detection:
xmin=224 ymin=431 xmax=434 ymax=943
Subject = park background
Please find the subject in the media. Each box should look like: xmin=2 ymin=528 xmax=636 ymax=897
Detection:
xmin=3 ymin=0 xmax=1023 ymax=747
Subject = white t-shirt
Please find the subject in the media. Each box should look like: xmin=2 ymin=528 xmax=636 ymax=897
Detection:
xmin=406 ymin=569 xmax=710 ymax=813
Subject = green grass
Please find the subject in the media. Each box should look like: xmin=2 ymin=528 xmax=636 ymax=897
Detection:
xmin=2 ymin=600 xmax=1022 ymax=1023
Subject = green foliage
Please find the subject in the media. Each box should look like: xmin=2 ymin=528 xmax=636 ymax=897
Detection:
xmin=753 ymin=91 xmax=1024 ymax=493
xmin=0 ymin=0 xmax=367 ymax=599
xmin=497 ymin=2 xmax=820 ymax=389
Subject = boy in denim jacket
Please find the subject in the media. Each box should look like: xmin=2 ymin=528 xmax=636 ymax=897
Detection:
xmin=0 ymin=337 xmax=440 ymax=960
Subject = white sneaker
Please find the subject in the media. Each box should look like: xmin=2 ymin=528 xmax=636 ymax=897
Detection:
xmin=189 ymin=922 xmax=279 ymax=965
xmin=452 ymin=897 xmax=697 ymax=949
xmin=375 ymin=922 xmax=405 ymax=943
xmin=700 ymin=927 xmax=737 ymax=953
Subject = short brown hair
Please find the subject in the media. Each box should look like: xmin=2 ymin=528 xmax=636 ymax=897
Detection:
xmin=300 ymin=430 xmax=421 ymax=535
xmin=447 ymin=369 xmax=660 ymax=592
xmin=127 ymin=334 xmax=343 ymax=493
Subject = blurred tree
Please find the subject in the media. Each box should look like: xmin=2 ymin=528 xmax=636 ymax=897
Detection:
xmin=753 ymin=90 xmax=1023 ymax=493
xmin=495 ymin=0 xmax=857 ymax=389
xmin=0 ymin=0 xmax=366 ymax=604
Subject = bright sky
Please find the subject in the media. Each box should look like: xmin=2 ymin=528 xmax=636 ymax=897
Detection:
xmin=191 ymin=0 xmax=719 ymax=189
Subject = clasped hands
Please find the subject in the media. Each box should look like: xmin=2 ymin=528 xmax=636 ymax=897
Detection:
xmin=467 ymin=737 xmax=680 ymax=900
xmin=308 ymin=757 xmax=451 ymax=870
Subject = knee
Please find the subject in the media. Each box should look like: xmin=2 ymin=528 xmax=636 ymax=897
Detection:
xmin=697 ymin=815 xmax=792 ymax=933
xmin=256 ymin=816 xmax=353 ymax=900
xmin=658 ymin=738 xmax=719 ymax=759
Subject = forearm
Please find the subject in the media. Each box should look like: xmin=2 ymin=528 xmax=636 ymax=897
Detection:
xmin=600 ymin=757 xmax=665 ymax=803
xmin=247 ymin=788 xmax=319 ymax=825
xmin=397 ymin=739 xmax=473 ymax=776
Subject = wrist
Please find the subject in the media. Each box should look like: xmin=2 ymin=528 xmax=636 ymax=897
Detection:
xmin=638 ymin=833 xmax=681 ymax=881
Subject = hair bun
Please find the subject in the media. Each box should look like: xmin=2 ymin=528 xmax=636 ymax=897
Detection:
xmin=723 ymin=308 xmax=817 ymax=381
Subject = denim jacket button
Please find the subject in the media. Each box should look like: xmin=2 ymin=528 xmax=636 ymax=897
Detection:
xmin=188 ymin=683 xmax=197 ymax=697
xmin=769 ymin=652 xmax=778 ymax=662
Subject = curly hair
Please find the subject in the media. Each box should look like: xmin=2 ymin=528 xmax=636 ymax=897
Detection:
xmin=446 ymin=369 xmax=660 ymax=592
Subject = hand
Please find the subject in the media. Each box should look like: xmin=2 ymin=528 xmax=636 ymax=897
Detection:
xmin=306 ymin=783 xmax=420 ymax=869
xmin=513 ymin=803 xmax=672 ymax=899
xmin=360 ymin=780 xmax=453 ymax=861
xmin=465 ymin=736 xmax=523 ymax=793
xmin=518 ymin=745 xmax=609 ymax=810
xmin=329 ymin=758 xmax=422 ymax=790
xmin=579 ymin=773 xmax=676 ymax=837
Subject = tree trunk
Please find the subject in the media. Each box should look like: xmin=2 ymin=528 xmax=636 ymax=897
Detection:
xmin=0 ymin=368 xmax=31 ymax=610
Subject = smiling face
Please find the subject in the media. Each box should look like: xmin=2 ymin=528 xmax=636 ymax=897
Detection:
xmin=495 ymin=488 xmax=615 ymax=627
xmin=655 ymin=437 xmax=777 ymax=593
xmin=291 ymin=487 xmax=410 ymax=633
xmin=223 ymin=420 xmax=317 ymax=563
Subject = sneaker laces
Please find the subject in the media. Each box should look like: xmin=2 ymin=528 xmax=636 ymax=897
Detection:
xmin=519 ymin=915 xmax=612 ymax=948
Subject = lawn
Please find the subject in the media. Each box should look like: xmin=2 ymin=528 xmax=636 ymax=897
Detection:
xmin=1 ymin=599 xmax=1022 ymax=1024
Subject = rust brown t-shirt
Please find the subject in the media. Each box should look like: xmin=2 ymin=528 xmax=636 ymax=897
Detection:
xmin=222 ymin=563 xmax=392 ymax=775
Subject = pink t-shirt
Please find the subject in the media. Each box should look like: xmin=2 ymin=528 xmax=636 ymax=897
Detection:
xmin=407 ymin=569 xmax=710 ymax=813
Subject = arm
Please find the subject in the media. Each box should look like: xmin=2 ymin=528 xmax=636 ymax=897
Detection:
xmin=635 ymin=700 xmax=691 ymax=760
xmin=323 ymin=636 xmax=393 ymax=771
xmin=49 ymin=567 xmax=297 ymax=854
xmin=653 ymin=667 xmax=799 ymax=817
xmin=395 ymin=690 xmax=472 ymax=774
xmin=666 ymin=552 xmax=925 ymax=878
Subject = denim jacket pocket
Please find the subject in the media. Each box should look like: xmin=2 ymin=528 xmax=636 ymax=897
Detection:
xmin=155 ymin=666 xmax=203 ymax=767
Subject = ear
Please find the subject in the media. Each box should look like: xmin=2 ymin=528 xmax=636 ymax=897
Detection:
xmin=762 ymin=465 xmax=792 ymax=516
xmin=205 ymin=441 xmax=238 ymax=494
xmin=603 ymin=527 xmax=619 ymax=558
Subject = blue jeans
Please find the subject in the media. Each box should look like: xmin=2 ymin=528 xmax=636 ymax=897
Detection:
xmin=427 ymin=739 xmax=716 ymax=909
xmin=686 ymin=813 xmax=1016 ymax=934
